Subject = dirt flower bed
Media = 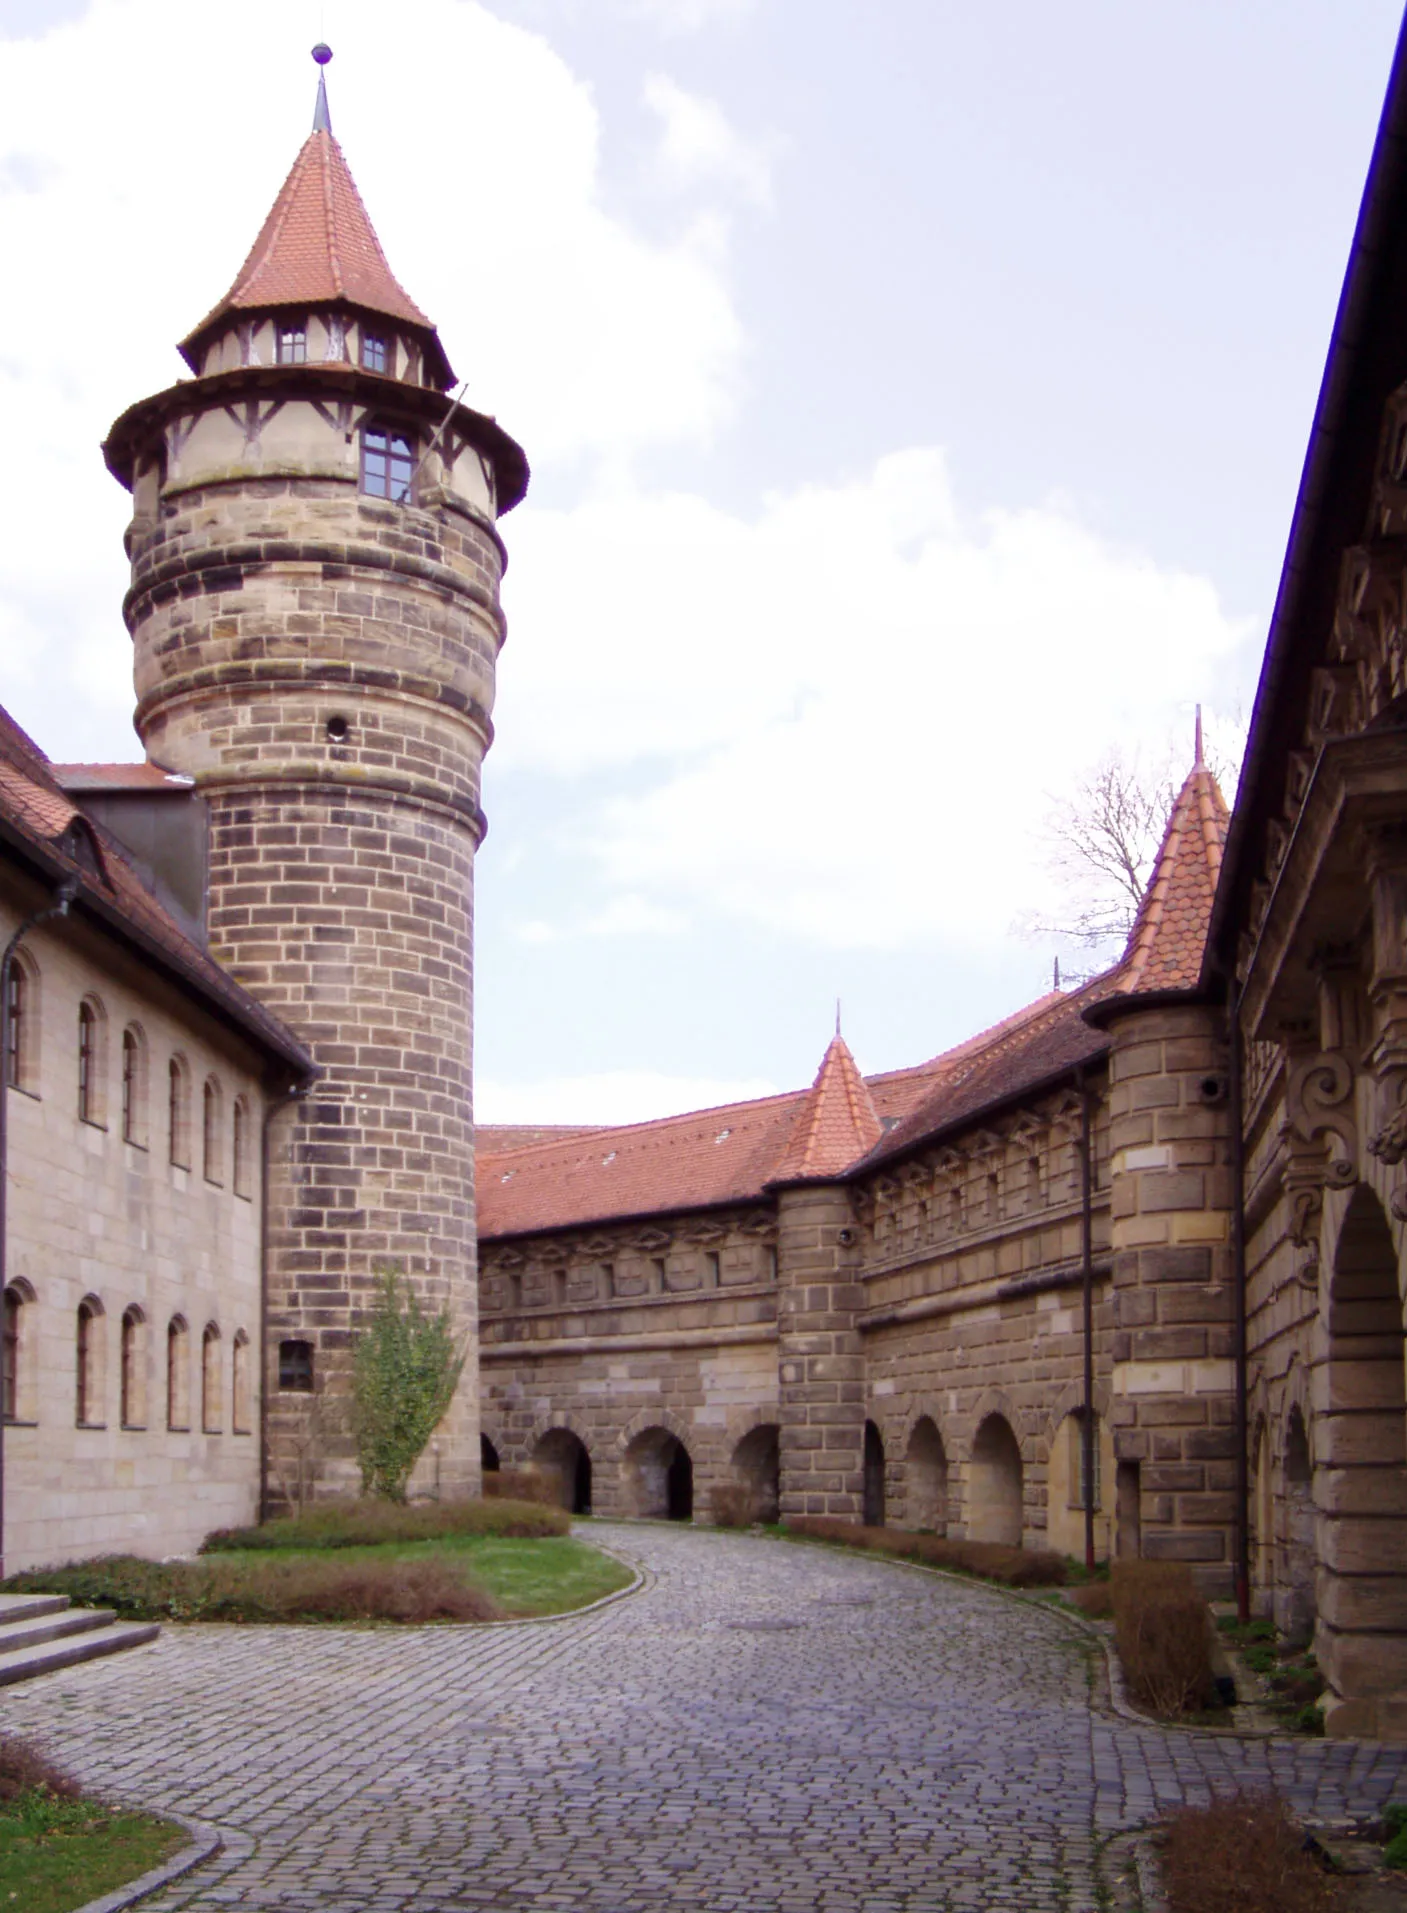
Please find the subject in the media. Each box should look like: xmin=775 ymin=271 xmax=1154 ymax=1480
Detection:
xmin=2 ymin=1552 xmax=502 ymax=1625
xmin=783 ymin=1517 xmax=1067 ymax=1588
xmin=202 ymin=1495 xmax=567 ymax=1551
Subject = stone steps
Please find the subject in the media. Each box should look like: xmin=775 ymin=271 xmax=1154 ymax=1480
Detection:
xmin=0 ymin=1590 xmax=159 ymax=1686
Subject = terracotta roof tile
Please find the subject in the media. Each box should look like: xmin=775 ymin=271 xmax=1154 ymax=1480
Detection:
xmin=1117 ymin=763 xmax=1229 ymax=996
xmin=768 ymin=1036 xmax=883 ymax=1184
xmin=0 ymin=711 xmax=310 ymax=1074
xmin=52 ymin=763 xmax=193 ymax=793
xmin=183 ymin=129 xmax=435 ymax=361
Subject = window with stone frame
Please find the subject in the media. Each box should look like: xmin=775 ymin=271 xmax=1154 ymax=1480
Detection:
xmin=279 ymin=1338 xmax=314 ymax=1393
xmin=1069 ymin=1410 xmax=1101 ymax=1511
xmin=77 ymin=997 xmax=105 ymax=1125
xmin=232 ymin=1330 xmax=252 ymax=1434
xmin=276 ymin=322 xmax=307 ymax=365
xmin=76 ymin=1295 xmax=104 ymax=1426
xmin=2 ymin=1285 xmax=21 ymax=1422
xmin=121 ymin=1025 xmax=146 ymax=1146
xmin=202 ymin=1323 xmax=222 ymax=1432
xmin=203 ymin=1077 xmax=223 ymax=1185
xmin=361 ymin=422 xmax=415 ymax=502
xmin=168 ymin=1056 xmax=190 ymax=1168
xmin=121 ymin=1305 xmax=146 ymax=1428
xmin=4 ymin=952 xmax=36 ymax=1094
xmin=167 ymin=1315 xmax=190 ymax=1430
xmin=232 ymin=1096 xmax=252 ymax=1199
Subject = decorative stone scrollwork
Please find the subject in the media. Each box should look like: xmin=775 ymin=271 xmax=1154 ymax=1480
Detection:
xmin=1286 ymin=1049 xmax=1358 ymax=1185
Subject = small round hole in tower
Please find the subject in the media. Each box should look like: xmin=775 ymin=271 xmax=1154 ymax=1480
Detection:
xmin=325 ymin=714 xmax=349 ymax=743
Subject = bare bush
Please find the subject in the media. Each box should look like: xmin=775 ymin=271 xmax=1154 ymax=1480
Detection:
xmin=0 ymin=1736 xmax=80 ymax=1805
xmin=482 ymin=1467 xmax=558 ymax=1506
xmin=1159 ymin=1794 xmax=1338 ymax=1913
xmin=785 ymin=1517 xmax=1066 ymax=1588
xmin=1111 ymin=1560 xmax=1214 ymax=1717
xmin=710 ymin=1485 xmax=758 ymax=1529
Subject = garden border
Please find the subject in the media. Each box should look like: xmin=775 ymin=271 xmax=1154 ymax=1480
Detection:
xmin=66 ymin=1810 xmax=234 ymax=1913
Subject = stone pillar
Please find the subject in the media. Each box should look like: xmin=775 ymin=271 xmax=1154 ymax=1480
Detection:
xmin=776 ymin=1182 xmax=865 ymax=1520
xmin=1105 ymin=1003 xmax=1237 ymax=1597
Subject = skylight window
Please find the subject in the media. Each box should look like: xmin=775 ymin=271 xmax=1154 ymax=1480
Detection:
xmin=715 ymin=1128 xmax=732 ymax=1143
xmin=602 ymin=1151 xmax=617 ymax=1166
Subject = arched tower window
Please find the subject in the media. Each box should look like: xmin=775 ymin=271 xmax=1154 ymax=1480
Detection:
xmin=121 ymin=1305 xmax=146 ymax=1427
xmin=77 ymin=998 xmax=106 ymax=1125
xmin=202 ymin=1323 xmax=222 ymax=1432
xmin=169 ymin=1056 xmax=189 ymax=1168
xmin=232 ymin=1096 xmax=251 ymax=1198
xmin=76 ymin=1295 xmax=105 ymax=1426
xmin=121 ymin=1026 xmax=146 ymax=1146
xmin=5 ymin=952 xmax=37 ymax=1094
xmin=361 ymin=423 xmax=414 ymax=501
xmin=231 ymin=1329 xmax=252 ymax=1434
xmin=167 ymin=1315 xmax=190 ymax=1429
xmin=203 ymin=1077 xmax=223 ymax=1185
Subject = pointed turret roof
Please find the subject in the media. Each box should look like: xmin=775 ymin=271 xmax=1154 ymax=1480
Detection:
xmin=179 ymin=65 xmax=443 ymax=376
xmin=1115 ymin=758 xmax=1229 ymax=996
xmin=768 ymin=1035 xmax=884 ymax=1185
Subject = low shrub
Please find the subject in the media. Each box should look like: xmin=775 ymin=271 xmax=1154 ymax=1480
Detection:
xmin=202 ymin=1495 xmax=567 ymax=1552
xmin=1158 ymin=1794 xmax=1338 ymax=1913
xmin=710 ymin=1484 xmax=759 ymax=1529
xmin=0 ymin=1736 xmax=79 ymax=1806
xmin=2 ymin=1552 xmax=501 ymax=1625
xmin=1070 ymin=1581 xmax=1113 ymax=1618
xmin=784 ymin=1517 xmax=1067 ymax=1588
xmin=482 ymin=1468 xmax=559 ymax=1507
xmin=1111 ymin=1560 xmax=1214 ymax=1718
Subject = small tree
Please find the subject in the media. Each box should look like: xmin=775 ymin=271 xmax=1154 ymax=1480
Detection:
xmin=351 ymin=1268 xmax=465 ymax=1502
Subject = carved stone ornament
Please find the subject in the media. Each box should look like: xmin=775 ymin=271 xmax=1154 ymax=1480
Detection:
xmin=1286 ymin=1049 xmax=1359 ymax=1185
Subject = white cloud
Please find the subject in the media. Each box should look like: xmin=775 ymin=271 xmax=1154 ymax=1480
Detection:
xmin=612 ymin=0 xmax=758 ymax=32
xmin=0 ymin=0 xmax=747 ymax=756
xmin=643 ymin=73 xmax=774 ymax=207
xmin=497 ymin=449 xmax=1256 ymax=950
xmin=477 ymin=1070 xmax=778 ymax=1125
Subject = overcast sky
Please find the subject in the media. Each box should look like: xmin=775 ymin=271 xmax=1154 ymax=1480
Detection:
xmin=0 ymin=0 xmax=1400 ymax=1121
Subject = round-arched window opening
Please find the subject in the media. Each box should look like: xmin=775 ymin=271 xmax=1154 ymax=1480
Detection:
xmin=326 ymin=715 xmax=350 ymax=744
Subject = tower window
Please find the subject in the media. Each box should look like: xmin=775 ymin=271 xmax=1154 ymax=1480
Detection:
xmin=276 ymin=323 xmax=307 ymax=365
xmin=361 ymin=424 xmax=414 ymax=502
xmin=362 ymin=332 xmax=388 ymax=373
xmin=5 ymin=961 xmax=25 ymax=1090
xmin=279 ymin=1339 xmax=314 ymax=1393
xmin=77 ymin=1000 xmax=100 ymax=1124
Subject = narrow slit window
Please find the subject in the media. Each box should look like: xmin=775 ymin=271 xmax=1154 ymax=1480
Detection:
xmin=2 ymin=1287 xmax=19 ymax=1422
xmin=122 ymin=1029 xmax=140 ymax=1143
xmin=77 ymin=1002 xmax=96 ymax=1123
xmin=361 ymin=424 xmax=415 ymax=502
xmin=203 ymin=1079 xmax=222 ymax=1184
xmin=169 ymin=1059 xmax=188 ymax=1167
xmin=5 ymin=963 xmax=24 ymax=1089
xmin=233 ymin=1097 xmax=250 ymax=1198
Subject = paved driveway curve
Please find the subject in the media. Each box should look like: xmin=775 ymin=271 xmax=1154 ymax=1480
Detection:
xmin=5 ymin=1523 xmax=1407 ymax=1911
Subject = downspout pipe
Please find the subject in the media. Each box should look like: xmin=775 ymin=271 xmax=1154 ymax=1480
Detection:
xmin=1227 ymin=980 xmax=1251 ymax=1623
xmin=1079 ymin=1068 xmax=1096 ymax=1573
xmin=0 ymin=878 xmax=78 ymax=1579
xmin=259 ymin=1072 xmax=316 ymax=1525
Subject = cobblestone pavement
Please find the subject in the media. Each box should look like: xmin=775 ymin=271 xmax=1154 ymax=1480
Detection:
xmin=5 ymin=1524 xmax=1407 ymax=1912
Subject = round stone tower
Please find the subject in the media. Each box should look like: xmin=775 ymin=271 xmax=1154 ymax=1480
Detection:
xmin=102 ymin=52 xmax=528 ymax=1502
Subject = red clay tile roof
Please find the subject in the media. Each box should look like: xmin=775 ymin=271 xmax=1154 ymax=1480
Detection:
xmin=0 ymin=712 xmax=311 ymax=1075
xmin=768 ymin=1036 xmax=883 ymax=1185
xmin=182 ymin=129 xmax=436 ymax=363
xmin=1116 ymin=763 xmax=1229 ymax=995
xmin=477 ymin=1124 xmax=609 ymax=1152
xmin=52 ymin=763 xmax=192 ymax=793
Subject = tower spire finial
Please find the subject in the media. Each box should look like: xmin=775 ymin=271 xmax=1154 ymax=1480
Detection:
xmin=1194 ymin=702 xmax=1204 ymax=769
xmin=835 ymin=997 xmax=842 ymax=1040
xmin=312 ymin=42 xmax=333 ymax=135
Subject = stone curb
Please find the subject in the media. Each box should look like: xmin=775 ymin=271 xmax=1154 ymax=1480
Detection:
xmin=1100 ymin=1827 xmax=1169 ymax=1912
xmin=66 ymin=1811 xmax=237 ymax=1913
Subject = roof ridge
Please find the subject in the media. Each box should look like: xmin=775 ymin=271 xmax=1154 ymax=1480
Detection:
xmin=477 ymin=1083 xmax=803 ymax=1161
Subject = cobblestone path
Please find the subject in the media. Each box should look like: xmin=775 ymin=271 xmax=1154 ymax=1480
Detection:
xmin=5 ymin=1524 xmax=1407 ymax=1911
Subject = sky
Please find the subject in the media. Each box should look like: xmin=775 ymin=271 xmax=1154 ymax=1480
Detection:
xmin=0 ymin=0 xmax=1400 ymax=1123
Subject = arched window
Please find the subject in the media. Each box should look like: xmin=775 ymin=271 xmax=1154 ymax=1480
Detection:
xmin=231 ymin=1329 xmax=251 ymax=1434
xmin=361 ymin=422 xmax=414 ymax=501
xmin=77 ymin=1000 xmax=99 ymax=1124
xmin=201 ymin=1323 xmax=222 ymax=1432
xmin=202 ymin=1078 xmax=223 ymax=1185
xmin=168 ymin=1057 xmax=189 ymax=1168
xmin=232 ymin=1096 xmax=251 ymax=1199
xmin=5 ymin=952 xmax=37 ymax=1094
xmin=120 ymin=1305 xmax=146 ymax=1427
xmin=167 ymin=1315 xmax=190 ymax=1430
xmin=121 ymin=1026 xmax=145 ymax=1146
xmin=76 ymin=1296 xmax=104 ymax=1426
xmin=2 ymin=1282 xmax=29 ymax=1422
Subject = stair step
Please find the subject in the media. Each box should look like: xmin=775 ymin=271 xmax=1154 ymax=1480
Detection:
xmin=0 ymin=1592 xmax=71 ymax=1626
xmin=0 ymin=1607 xmax=118 ymax=1652
xmin=0 ymin=1620 xmax=159 ymax=1687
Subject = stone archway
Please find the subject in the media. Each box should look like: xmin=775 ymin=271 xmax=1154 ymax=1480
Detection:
xmin=905 ymin=1416 xmax=948 ymax=1533
xmin=863 ymin=1420 xmax=886 ymax=1527
xmin=1281 ymin=1405 xmax=1315 ymax=1646
xmin=969 ymin=1413 xmax=1023 ymax=1546
xmin=623 ymin=1425 xmax=693 ymax=1521
xmin=533 ymin=1427 xmax=593 ymax=1514
xmin=481 ymin=1433 xmax=501 ymax=1474
xmin=731 ymin=1423 xmax=780 ymax=1524
xmin=1319 ymin=1184 xmax=1407 ymax=1733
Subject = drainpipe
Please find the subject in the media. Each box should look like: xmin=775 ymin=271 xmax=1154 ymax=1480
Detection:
xmin=0 ymin=878 xmax=78 ymax=1580
xmin=1227 ymin=980 xmax=1251 ymax=1624
xmin=1079 ymin=1069 xmax=1096 ymax=1573
xmin=259 ymin=1074 xmax=314 ymax=1524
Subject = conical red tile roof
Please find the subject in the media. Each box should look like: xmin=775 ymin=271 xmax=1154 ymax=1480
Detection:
xmin=1116 ymin=762 xmax=1229 ymax=995
xmin=768 ymin=1035 xmax=884 ymax=1185
xmin=182 ymin=129 xmax=435 ymax=363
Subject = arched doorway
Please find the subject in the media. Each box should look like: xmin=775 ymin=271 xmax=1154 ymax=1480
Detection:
xmin=1280 ymin=1406 xmax=1315 ymax=1646
xmin=623 ymin=1426 xmax=693 ymax=1521
xmin=1321 ymin=1185 xmax=1407 ymax=1730
xmin=731 ymin=1424 xmax=780 ymax=1523
xmin=533 ymin=1428 xmax=593 ymax=1514
xmin=969 ymin=1413 xmax=1023 ymax=1546
xmin=905 ymin=1417 xmax=947 ymax=1533
xmin=863 ymin=1420 xmax=886 ymax=1527
xmin=481 ymin=1434 xmax=501 ymax=1474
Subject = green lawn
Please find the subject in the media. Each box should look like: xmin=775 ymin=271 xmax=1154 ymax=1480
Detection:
xmin=196 ymin=1534 xmax=633 ymax=1619
xmin=0 ymin=1792 xmax=184 ymax=1913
